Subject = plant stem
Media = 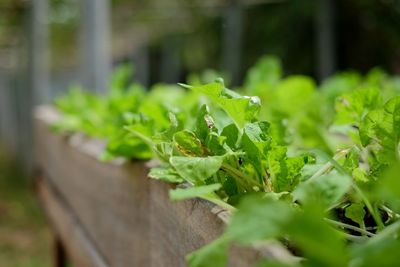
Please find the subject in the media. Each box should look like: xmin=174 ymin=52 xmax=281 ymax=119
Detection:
xmin=352 ymin=184 xmax=385 ymax=231
xmin=367 ymin=220 xmax=400 ymax=245
xmin=204 ymin=196 xmax=235 ymax=212
xmin=342 ymin=232 xmax=369 ymax=242
xmin=308 ymin=149 xmax=350 ymax=182
xmin=311 ymin=148 xmax=385 ymax=231
xmin=381 ymin=205 xmax=400 ymax=220
xmin=325 ymin=218 xmax=375 ymax=237
xmin=221 ymin=163 xmax=260 ymax=190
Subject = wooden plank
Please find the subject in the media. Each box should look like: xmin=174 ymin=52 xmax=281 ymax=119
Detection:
xmin=149 ymin=180 xmax=225 ymax=267
xmin=149 ymin=180 xmax=266 ymax=267
xmin=34 ymin=106 xmax=151 ymax=266
xmin=35 ymin=176 xmax=109 ymax=267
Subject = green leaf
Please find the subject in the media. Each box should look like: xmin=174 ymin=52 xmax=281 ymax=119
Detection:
xmin=152 ymin=113 xmax=181 ymax=143
xmin=206 ymin=132 xmax=227 ymax=156
xmin=293 ymin=172 xmax=352 ymax=208
xmin=187 ymin=237 xmax=230 ymax=267
xmin=173 ymin=130 xmax=205 ymax=156
xmin=182 ymin=82 xmax=224 ymax=99
xmin=226 ymin=195 xmax=293 ymax=244
xmin=219 ymin=98 xmax=254 ymax=128
xmin=221 ymin=123 xmax=239 ymax=148
xmin=169 ymin=156 xmax=224 ymax=184
xmin=138 ymin=84 xmax=187 ymax=130
xmin=342 ymin=147 xmax=360 ymax=173
xmin=169 ymin=183 xmax=222 ymax=201
xmin=110 ymin=64 xmax=133 ymax=92
xmin=340 ymin=147 xmax=370 ymax=182
xmin=148 ymin=166 xmax=184 ymax=183
xmin=187 ymin=82 xmax=261 ymax=128
xmin=228 ymin=195 xmax=348 ymax=267
xmin=360 ymin=96 xmax=400 ymax=163
xmin=319 ymin=71 xmax=361 ymax=104
xmin=124 ymin=123 xmax=154 ymax=147
xmin=345 ymin=203 xmax=366 ymax=227
xmin=273 ymin=76 xmax=316 ymax=116
xmin=170 ymin=183 xmax=233 ymax=210
xmin=240 ymin=121 xmax=271 ymax=176
xmin=104 ymin=135 xmax=153 ymax=160
xmin=287 ymin=203 xmax=348 ymax=267
xmin=335 ymin=87 xmax=383 ymax=126
xmin=153 ymin=142 xmax=174 ymax=162
xmin=195 ymin=104 xmax=213 ymax=142
xmin=352 ymin=167 xmax=369 ymax=183
xmin=267 ymin=146 xmax=304 ymax=192
xmin=222 ymin=175 xmax=239 ymax=197
xmin=350 ymin=221 xmax=400 ymax=267
xmin=244 ymin=121 xmax=271 ymax=146
xmin=375 ymin=161 xmax=400 ymax=213
xmin=365 ymin=67 xmax=387 ymax=87
xmin=243 ymin=121 xmax=271 ymax=159
xmin=244 ymin=55 xmax=282 ymax=94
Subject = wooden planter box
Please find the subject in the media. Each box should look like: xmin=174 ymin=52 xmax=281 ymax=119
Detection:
xmin=34 ymin=106 xmax=288 ymax=267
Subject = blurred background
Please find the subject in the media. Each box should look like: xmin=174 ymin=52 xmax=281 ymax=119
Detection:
xmin=0 ymin=0 xmax=400 ymax=266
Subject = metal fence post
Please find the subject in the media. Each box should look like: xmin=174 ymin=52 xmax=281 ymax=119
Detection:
xmin=132 ymin=45 xmax=150 ymax=87
xmin=160 ymin=35 xmax=182 ymax=84
xmin=316 ymin=0 xmax=336 ymax=81
xmin=31 ymin=0 xmax=50 ymax=104
xmin=221 ymin=0 xmax=243 ymax=87
xmin=80 ymin=0 xmax=111 ymax=94
xmin=22 ymin=0 xmax=50 ymax=171
xmin=0 ymin=73 xmax=18 ymax=153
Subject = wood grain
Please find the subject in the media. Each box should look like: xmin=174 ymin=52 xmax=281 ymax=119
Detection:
xmin=36 ymin=176 xmax=109 ymax=267
xmin=35 ymin=106 xmax=151 ymax=266
xmin=149 ymin=179 xmax=265 ymax=267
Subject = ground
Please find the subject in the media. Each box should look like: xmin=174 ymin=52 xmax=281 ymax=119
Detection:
xmin=0 ymin=152 xmax=51 ymax=267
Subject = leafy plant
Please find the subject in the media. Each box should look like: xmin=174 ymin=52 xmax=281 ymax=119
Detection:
xmin=53 ymin=58 xmax=400 ymax=267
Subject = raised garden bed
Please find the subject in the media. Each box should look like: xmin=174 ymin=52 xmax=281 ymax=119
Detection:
xmin=32 ymin=58 xmax=400 ymax=267
xmin=34 ymin=106 xmax=290 ymax=267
